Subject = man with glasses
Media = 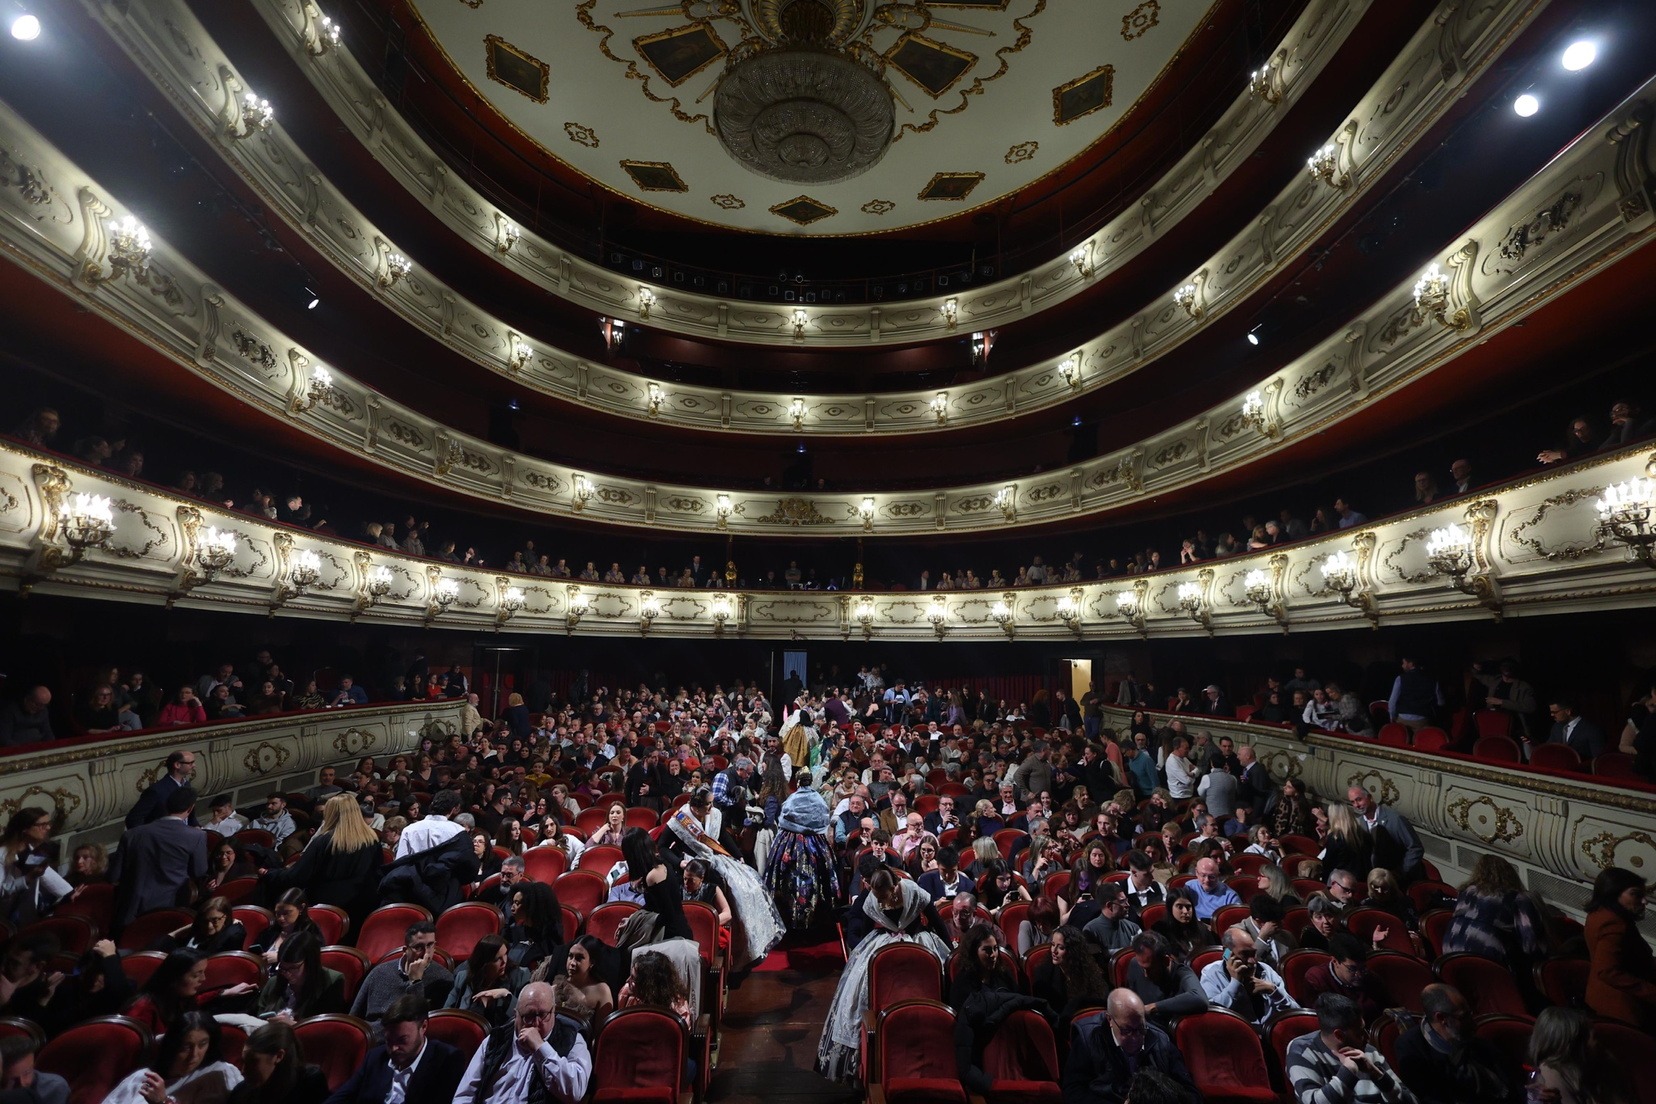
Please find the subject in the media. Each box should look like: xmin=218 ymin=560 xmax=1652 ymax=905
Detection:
xmin=126 ymin=750 xmax=199 ymax=828
xmin=1062 ymin=989 xmax=1197 ymax=1104
xmin=1325 ymin=869 xmax=1362 ymax=917
xmin=329 ymin=994 xmax=469 ymax=1103
xmin=1285 ymin=993 xmax=1415 ymax=1104
xmin=1189 ymin=858 xmax=1241 ymax=922
xmin=923 ymin=795 xmax=959 ymax=835
xmin=1200 ymin=927 xmax=1300 ymax=1029
xmin=455 ymin=981 xmax=590 ymax=1104
xmin=1394 ymin=984 xmax=1521 ymax=1104
xmin=1300 ymin=934 xmax=1389 ymax=1024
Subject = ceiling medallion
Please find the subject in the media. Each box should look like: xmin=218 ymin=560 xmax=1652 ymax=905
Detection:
xmin=1004 ymin=140 xmax=1038 ymax=164
xmin=564 ymin=122 xmax=600 ymax=148
xmin=714 ymin=0 xmax=895 ymax=184
xmin=1122 ymin=0 xmax=1160 ymax=41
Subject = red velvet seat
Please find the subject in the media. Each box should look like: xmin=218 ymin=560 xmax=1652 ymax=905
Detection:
xmin=1040 ymin=871 xmax=1071 ymax=901
xmin=436 ymin=901 xmax=503 ymax=960
xmin=1280 ymin=949 xmax=1333 ymax=1007
xmin=1535 ymin=956 xmax=1590 ymax=1010
xmin=1190 ymin=948 xmax=1223 ymax=976
xmin=1267 ymin=1010 xmax=1320 ymax=1071
xmin=19 ymin=915 xmax=98 ymax=956
xmin=355 ymin=903 xmax=433 ymax=963
xmin=1473 ymin=735 xmax=1522 ymax=763
xmin=682 ymin=900 xmax=724 ymax=972
xmin=590 ymin=1007 xmax=689 ymax=1104
xmin=1376 ymin=723 xmax=1412 ymax=747
xmin=1281 ymin=908 xmax=1311 ymax=939
xmin=1435 ymin=952 xmax=1528 ymax=1017
xmin=202 ymin=950 xmax=264 ymax=995
xmin=977 ymin=1008 xmax=1060 ymax=1104
xmin=624 ymin=807 xmax=660 ymax=832
xmin=522 ymin=846 xmax=569 ymax=883
xmin=992 ymin=829 xmax=1027 ymax=861
xmin=1475 ymin=711 xmax=1514 ymax=739
xmin=864 ymin=944 xmax=945 ymax=1079
xmin=1292 ymin=878 xmax=1327 ymax=900
xmin=1416 ymin=909 xmax=1452 ymax=958
xmin=1174 ymin=1008 xmax=1279 ymax=1103
xmin=1590 ymin=1021 xmax=1656 ymax=1104
xmin=1139 ymin=904 xmax=1167 ymax=930
xmin=320 ymin=945 xmax=372 ymax=1005
xmin=293 ymin=1013 xmax=371 ymax=1091
xmin=224 ymin=907 xmax=270 ymax=955
xmin=1364 ymin=950 xmax=1434 ymax=1014
xmin=1213 ymin=904 xmax=1252 ymax=932
xmin=575 ymin=807 xmax=614 ymax=837
xmin=36 ymin=1015 xmax=151 ymax=1104
xmin=1473 ymin=1013 xmax=1536 ymax=1071
xmin=426 ymin=1008 xmax=490 ymax=1056
xmin=554 ymin=870 xmax=611 ymax=924
xmin=0 ymin=1018 xmax=44 ymax=1046
xmin=1371 ymin=1013 xmax=1405 ymax=1069
xmin=1232 ymin=854 xmax=1270 ymax=876
xmin=996 ymin=902 xmax=1030 ymax=953
xmin=116 ymin=908 xmax=193 ymax=952
xmin=1529 ymin=743 xmax=1582 ymax=771
xmin=1024 ymin=943 xmax=1054 ymax=981
xmin=213 ymin=876 xmax=261 ymax=906
xmin=52 ymin=883 xmax=114 ymax=935
xmin=870 ymin=1000 xmax=966 ymax=1104
xmin=1592 ymin=751 xmax=1639 ymax=778
xmin=577 ymin=845 xmax=626 ymax=877
xmin=217 ymin=1021 xmax=247 ymax=1067
xmin=1412 ymin=727 xmax=1450 ymax=751
xmin=119 ymin=950 xmax=168 ymax=988
xmin=1406 ymin=881 xmax=1457 ymax=912
xmin=587 ymin=901 xmax=642 ymax=946
xmin=1279 ymin=835 xmax=1321 ymax=857
xmin=1345 ymin=908 xmax=1418 ymax=956
xmin=306 ymin=904 xmax=350 ymax=946
xmin=233 ymin=828 xmax=276 ymax=851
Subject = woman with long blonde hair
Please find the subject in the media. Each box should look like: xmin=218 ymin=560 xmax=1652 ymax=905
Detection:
xmin=263 ymin=791 xmax=383 ymax=934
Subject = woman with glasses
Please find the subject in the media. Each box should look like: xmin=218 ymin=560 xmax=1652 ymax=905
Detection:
xmin=159 ymin=895 xmax=245 ymax=955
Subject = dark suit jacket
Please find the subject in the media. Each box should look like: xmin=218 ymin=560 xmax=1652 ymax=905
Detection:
xmin=1237 ymin=762 xmax=1271 ymax=817
xmin=125 ymin=775 xmax=198 ymax=829
xmin=1062 ymin=1018 xmax=1197 ymax=1104
xmin=116 ymin=815 xmax=207 ymax=925
xmin=323 ymin=1038 xmax=469 ymax=1104
xmin=1549 ymin=718 xmax=1607 ymax=761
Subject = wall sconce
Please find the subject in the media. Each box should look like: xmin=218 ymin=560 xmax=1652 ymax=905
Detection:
xmin=637 ymin=287 xmax=656 ymax=320
xmin=639 ymin=592 xmax=662 ymax=636
xmin=789 ymin=397 xmax=807 ymax=430
xmin=1247 ymin=52 xmax=1285 ymax=104
xmin=565 ymin=587 xmax=590 ymax=632
xmin=792 ymin=308 xmax=808 ymax=340
xmin=970 ymin=331 xmax=988 ymax=367
xmin=59 ymin=493 xmax=115 ymax=561
xmin=1596 ymin=478 xmax=1656 ymax=568
xmin=368 ymin=565 xmax=394 ymax=604
xmin=1244 ymin=558 xmax=1290 ymax=629
xmin=710 ymin=594 xmax=732 ymax=636
xmin=88 ymin=216 xmax=153 ymax=284
xmin=1115 ymin=589 xmax=1146 ymax=634
xmin=931 ymin=392 xmax=949 ymax=426
xmin=1425 ymin=520 xmax=1505 ymax=613
xmin=379 ymin=252 xmax=412 ymax=289
xmin=927 ymin=594 xmax=949 ymax=638
xmin=1240 ymin=389 xmax=1280 ymax=439
xmin=305 ymin=12 xmax=341 ymax=56
xmin=991 ymin=594 xmax=1015 ymax=638
xmin=1305 ymin=144 xmax=1347 ymax=188
xmin=855 ymin=596 xmax=876 ymax=640
xmin=646 ymin=383 xmax=664 ymax=417
xmin=303 ymin=365 xmax=335 ymax=413
xmin=1056 ymin=589 xmax=1083 ymax=635
xmin=572 ymin=475 xmax=593 ymax=512
xmin=603 ymin=318 xmax=625 ymax=352
xmin=859 ymin=496 xmax=876 ymax=532
xmin=1411 ymin=263 xmax=1470 ymax=330
xmin=1177 ymin=570 xmax=1214 ymax=632
xmin=498 ymin=584 xmax=526 ymax=626
xmin=1321 ymin=548 xmax=1378 ymax=625
xmin=496 ymin=221 xmax=520 ymax=255
xmin=715 ymin=493 xmax=733 ymax=531
xmin=289 ymin=549 xmax=321 ymax=593
xmin=509 ymin=339 xmax=532 ymax=372
xmin=1057 ymin=355 xmax=1081 ymax=391
xmin=1173 ymin=281 xmax=1203 ymax=320
xmin=228 ymin=91 xmax=274 ymax=140
xmin=1068 ymin=244 xmax=1094 ymax=279
xmin=940 ymin=298 xmax=958 ymax=329
xmin=196 ymin=527 xmax=237 ymax=580
xmin=995 ymin=484 xmax=1016 ymax=522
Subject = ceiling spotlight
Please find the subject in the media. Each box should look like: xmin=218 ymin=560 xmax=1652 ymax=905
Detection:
xmin=1247 ymin=325 xmax=1262 ymax=346
xmin=1513 ymin=93 xmax=1540 ymax=117
xmin=303 ymin=287 xmax=319 ymax=310
xmin=10 ymin=13 xmax=40 ymax=40
xmin=1561 ymin=40 xmax=1596 ymax=71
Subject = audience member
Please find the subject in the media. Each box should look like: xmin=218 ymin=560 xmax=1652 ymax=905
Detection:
xmin=326 ymin=995 xmax=468 ymax=1104
xmin=1284 ymin=994 xmax=1415 ymax=1104
xmin=1394 ymin=984 xmax=1521 ymax=1104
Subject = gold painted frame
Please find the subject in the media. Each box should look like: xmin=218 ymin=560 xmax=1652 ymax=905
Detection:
xmin=916 ymin=171 xmax=985 ymax=201
xmin=483 ymin=34 xmax=550 ymax=105
xmin=884 ymin=32 xmax=978 ymax=99
xmin=619 ymin=160 xmax=689 ymax=193
xmin=1052 ymin=64 xmax=1115 ymax=125
xmin=770 ymin=196 xmax=839 ymax=226
xmin=632 ymin=23 xmax=729 ymax=88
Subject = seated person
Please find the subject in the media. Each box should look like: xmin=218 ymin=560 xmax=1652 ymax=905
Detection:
xmin=348 ymin=920 xmax=455 ymax=1034
xmin=1122 ymin=931 xmax=1208 ymax=1029
xmin=1395 ymin=983 xmax=1522 ymax=1104
xmin=1062 ymin=989 xmax=1199 ymax=1104
xmin=1299 ymin=934 xmax=1390 ymax=1025
xmin=323 ymin=994 xmax=468 ymax=1103
xmin=1199 ymin=926 xmax=1301 ymax=1028
xmin=1081 ymin=883 xmax=1142 ymax=953
xmin=1285 ymin=993 xmax=1415 ymax=1104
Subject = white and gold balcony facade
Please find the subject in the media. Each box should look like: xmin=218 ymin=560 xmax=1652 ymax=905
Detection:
xmin=71 ymin=0 xmax=1543 ymax=446
xmin=3 ymin=439 xmax=1653 ymax=641
xmin=1 ymin=66 xmax=1651 ymax=535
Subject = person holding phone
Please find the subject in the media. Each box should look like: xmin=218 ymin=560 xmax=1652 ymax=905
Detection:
xmin=1284 ymin=993 xmax=1417 ymax=1103
xmin=1200 ymin=926 xmax=1300 ymax=1028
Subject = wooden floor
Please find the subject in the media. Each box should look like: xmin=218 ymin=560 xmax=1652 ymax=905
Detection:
xmin=707 ymin=934 xmax=862 ymax=1104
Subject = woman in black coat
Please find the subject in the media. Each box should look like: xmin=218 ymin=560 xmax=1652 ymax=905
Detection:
xmin=262 ymin=794 xmax=384 ymax=933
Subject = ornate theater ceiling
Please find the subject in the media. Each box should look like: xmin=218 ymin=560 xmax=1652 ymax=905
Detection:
xmin=403 ymin=0 xmax=1213 ymax=234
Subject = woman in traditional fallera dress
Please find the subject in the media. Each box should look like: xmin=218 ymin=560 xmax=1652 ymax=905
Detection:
xmin=762 ymin=786 xmax=840 ymax=930
xmin=664 ymin=788 xmax=784 ymax=968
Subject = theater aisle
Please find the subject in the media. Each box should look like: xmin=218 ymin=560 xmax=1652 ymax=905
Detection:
xmin=708 ymin=935 xmax=860 ymax=1104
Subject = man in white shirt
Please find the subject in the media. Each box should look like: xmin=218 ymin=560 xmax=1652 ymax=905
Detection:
xmin=204 ymin=794 xmax=245 ymax=838
xmin=395 ymin=790 xmax=465 ymax=859
xmin=454 ymin=982 xmax=590 ymax=1104
xmin=1165 ymin=738 xmax=1196 ymax=800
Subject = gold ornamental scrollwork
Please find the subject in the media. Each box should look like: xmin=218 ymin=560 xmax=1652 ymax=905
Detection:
xmin=1579 ymin=829 xmax=1656 ymax=872
xmin=0 ymin=785 xmax=83 ymax=825
xmin=755 ymin=498 xmax=835 ymax=526
xmin=133 ymin=764 xmax=164 ymax=794
xmin=333 ymin=728 xmax=378 ymax=755
xmin=1445 ymin=795 xmax=1524 ymax=845
xmin=242 ymin=741 xmax=293 ymax=775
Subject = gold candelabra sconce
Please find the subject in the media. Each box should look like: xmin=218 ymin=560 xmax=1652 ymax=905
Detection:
xmin=927 ymin=594 xmax=950 ymax=639
xmin=792 ymin=308 xmax=808 ymax=341
xmin=1177 ymin=570 xmax=1214 ymax=634
xmin=1247 ymin=51 xmax=1286 ymax=104
xmin=564 ymin=587 xmax=590 ymax=633
xmin=1425 ymin=521 xmax=1503 ymax=617
xmin=1057 ymin=355 xmax=1081 ymax=392
xmin=940 ymin=297 xmax=959 ymax=330
xmin=496 ymin=220 xmax=520 ymax=255
xmin=1412 ymin=262 xmax=1472 ymax=331
xmin=227 ymin=89 xmax=275 ymax=141
xmin=303 ymin=5 xmax=342 ymax=56
xmin=509 ymin=338 xmax=532 ymax=373
xmin=931 ymin=392 xmax=949 ymax=427
xmin=789 ymin=398 xmax=807 ymax=431
xmin=87 ymin=216 xmax=153 ymax=286
xmin=1305 ymin=143 xmax=1349 ymax=189
xmin=1321 ymin=549 xmax=1379 ymax=627
xmin=1056 ymin=589 xmax=1084 ymax=636
xmin=379 ymin=251 xmax=412 ymax=290
xmin=639 ymin=592 xmax=662 ymax=636
xmin=646 ymin=383 xmax=665 ymax=418
xmin=497 ymin=583 xmax=526 ymax=627
xmin=1173 ymin=276 xmax=1205 ymax=320
xmin=295 ymin=365 xmax=334 ymax=413
xmin=710 ymin=593 xmax=733 ymax=637
xmin=1244 ymin=560 xmax=1290 ymax=631
xmin=1596 ymin=478 xmax=1656 ymax=569
xmin=572 ymin=475 xmax=593 ymax=513
xmin=858 ymin=496 xmax=876 ymax=533
xmin=637 ymin=287 xmax=656 ymax=320
xmin=854 ymin=596 xmax=876 ymax=640
xmin=1115 ymin=585 xmax=1148 ymax=636
xmin=991 ymin=594 xmax=1016 ymax=639
xmin=1068 ymin=244 xmax=1095 ymax=280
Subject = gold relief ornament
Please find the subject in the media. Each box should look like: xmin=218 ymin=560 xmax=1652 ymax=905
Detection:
xmin=1445 ymin=795 xmax=1524 ymax=845
xmin=563 ymin=122 xmax=600 ymax=148
xmin=242 ymin=741 xmax=294 ymax=775
xmin=332 ymin=727 xmax=378 ymax=754
xmin=1004 ymin=141 xmax=1038 ymax=165
xmin=0 ymin=785 xmax=83 ymax=825
xmin=1121 ymin=0 xmax=1160 ymax=41
xmin=1579 ymin=829 xmax=1656 ymax=872
xmin=755 ymin=498 xmax=835 ymax=526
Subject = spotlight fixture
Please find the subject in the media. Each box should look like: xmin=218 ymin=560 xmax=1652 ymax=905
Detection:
xmin=11 ymin=12 xmax=39 ymax=40
xmin=1561 ymin=40 xmax=1596 ymax=71
xmin=1513 ymin=93 xmax=1540 ymax=117
xmin=1247 ymin=326 xmax=1262 ymax=346
xmin=303 ymin=286 xmax=319 ymax=310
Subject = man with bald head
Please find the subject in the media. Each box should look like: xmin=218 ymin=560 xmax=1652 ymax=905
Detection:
xmin=1200 ymin=926 xmax=1301 ymax=1028
xmin=1062 ymin=989 xmax=1198 ymax=1104
xmin=453 ymin=981 xmax=590 ymax=1104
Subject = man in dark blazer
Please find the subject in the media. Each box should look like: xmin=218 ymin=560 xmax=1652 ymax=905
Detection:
xmin=1062 ymin=989 xmax=1197 ymax=1104
xmin=1546 ymin=697 xmax=1607 ymax=762
xmin=125 ymin=750 xmax=199 ymax=828
xmin=114 ymin=786 xmax=207 ymax=928
xmin=325 ymin=995 xmax=469 ymax=1104
xmin=1236 ymin=745 xmax=1271 ymax=820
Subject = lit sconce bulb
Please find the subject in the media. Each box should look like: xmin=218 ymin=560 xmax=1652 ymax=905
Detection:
xmin=646 ymin=382 xmax=664 ymax=416
xmin=238 ymin=91 xmax=275 ymax=135
xmin=1115 ymin=591 xmax=1138 ymax=612
xmin=789 ymin=397 xmax=807 ymax=429
xmin=435 ymin=576 xmax=461 ymax=603
xmin=940 ymin=298 xmax=958 ymax=329
xmin=792 ymin=308 xmax=809 ymax=339
xmin=1057 ymin=355 xmax=1080 ymax=389
xmin=1173 ymin=282 xmax=1202 ymax=318
xmin=1068 ymin=245 xmax=1093 ymax=278
xmin=637 ymin=287 xmax=656 ymax=319
xmin=380 ymin=252 xmax=412 ymax=288
xmin=510 ymin=338 xmax=532 ymax=371
xmin=310 ymin=365 xmax=333 ymax=389
xmin=931 ymin=392 xmax=948 ymax=426
xmin=497 ymin=221 xmax=520 ymax=254
xmin=1244 ymin=568 xmax=1269 ymax=591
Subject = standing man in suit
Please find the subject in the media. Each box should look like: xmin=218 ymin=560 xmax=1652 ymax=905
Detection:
xmin=326 ymin=994 xmax=468 ymax=1104
xmin=1546 ymin=698 xmax=1607 ymax=762
xmin=1236 ymin=745 xmax=1271 ymax=820
xmin=1347 ymin=786 xmax=1424 ymax=885
xmin=125 ymin=750 xmax=199 ymax=828
xmin=115 ymin=786 xmax=207 ymax=927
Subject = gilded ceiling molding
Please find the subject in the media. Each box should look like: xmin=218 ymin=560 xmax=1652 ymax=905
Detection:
xmin=4 ymin=439 xmax=1656 ymax=648
xmin=71 ymin=1 xmax=1539 ymax=449
xmin=1 ymin=77 xmax=1650 ymax=536
xmin=221 ymin=0 xmax=1369 ymax=341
